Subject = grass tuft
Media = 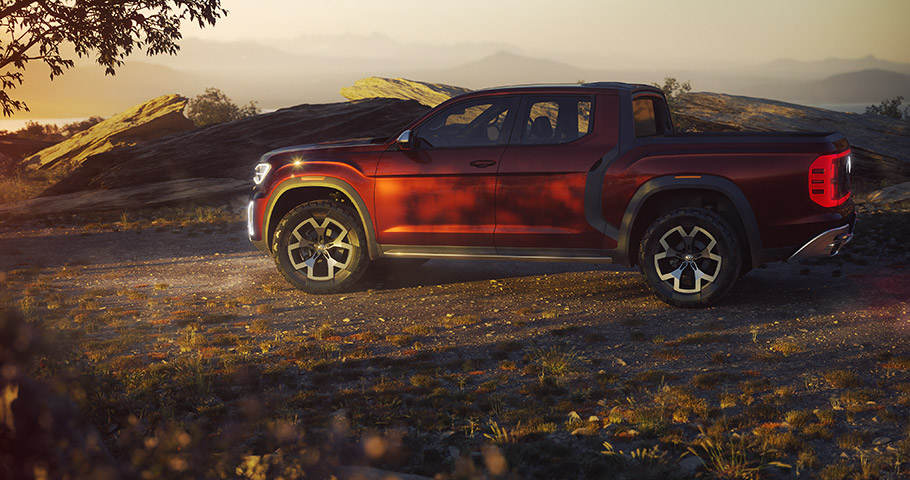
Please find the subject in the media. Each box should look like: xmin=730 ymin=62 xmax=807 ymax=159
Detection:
xmin=442 ymin=314 xmax=480 ymax=328
xmin=769 ymin=340 xmax=803 ymax=356
xmin=822 ymin=369 xmax=863 ymax=389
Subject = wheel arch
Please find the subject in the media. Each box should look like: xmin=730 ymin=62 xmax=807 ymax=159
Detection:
xmin=263 ymin=177 xmax=380 ymax=260
xmin=617 ymin=175 xmax=762 ymax=270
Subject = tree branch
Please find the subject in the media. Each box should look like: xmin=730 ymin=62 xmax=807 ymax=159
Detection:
xmin=0 ymin=0 xmax=37 ymax=21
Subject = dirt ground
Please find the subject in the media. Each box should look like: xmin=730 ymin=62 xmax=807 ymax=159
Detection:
xmin=1 ymin=205 xmax=909 ymax=479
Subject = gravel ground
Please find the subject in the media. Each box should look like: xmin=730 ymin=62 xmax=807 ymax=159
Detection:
xmin=1 ymin=207 xmax=909 ymax=479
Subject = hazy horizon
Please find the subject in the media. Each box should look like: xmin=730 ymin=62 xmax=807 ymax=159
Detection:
xmin=3 ymin=0 xmax=910 ymax=124
xmin=186 ymin=0 xmax=910 ymax=65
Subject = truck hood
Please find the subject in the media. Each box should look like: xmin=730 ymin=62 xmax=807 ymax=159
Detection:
xmin=261 ymin=137 xmax=389 ymax=162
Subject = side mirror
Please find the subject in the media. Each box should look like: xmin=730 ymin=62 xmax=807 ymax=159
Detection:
xmin=396 ymin=130 xmax=411 ymax=150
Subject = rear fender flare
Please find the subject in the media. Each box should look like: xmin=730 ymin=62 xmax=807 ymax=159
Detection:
xmin=616 ymin=175 xmax=762 ymax=267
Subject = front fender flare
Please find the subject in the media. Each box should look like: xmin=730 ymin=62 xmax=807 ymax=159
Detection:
xmin=261 ymin=176 xmax=380 ymax=260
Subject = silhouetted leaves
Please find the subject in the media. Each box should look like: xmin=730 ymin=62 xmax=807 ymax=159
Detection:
xmin=0 ymin=0 xmax=227 ymax=116
xmin=865 ymin=95 xmax=910 ymax=121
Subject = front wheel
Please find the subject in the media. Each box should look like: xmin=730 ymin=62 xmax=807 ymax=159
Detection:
xmin=639 ymin=208 xmax=741 ymax=307
xmin=272 ymin=200 xmax=369 ymax=294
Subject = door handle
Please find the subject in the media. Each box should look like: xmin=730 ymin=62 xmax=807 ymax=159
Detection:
xmin=469 ymin=159 xmax=497 ymax=168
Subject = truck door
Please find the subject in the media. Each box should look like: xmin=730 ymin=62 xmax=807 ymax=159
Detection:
xmin=375 ymin=96 xmax=518 ymax=247
xmin=495 ymin=94 xmax=617 ymax=254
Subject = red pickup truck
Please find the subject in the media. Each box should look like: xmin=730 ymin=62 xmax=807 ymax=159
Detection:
xmin=247 ymin=83 xmax=855 ymax=307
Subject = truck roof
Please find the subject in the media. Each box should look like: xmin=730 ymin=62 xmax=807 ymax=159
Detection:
xmin=473 ymin=82 xmax=663 ymax=95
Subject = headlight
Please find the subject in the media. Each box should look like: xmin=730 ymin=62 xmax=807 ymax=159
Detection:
xmin=247 ymin=200 xmax=255 ymax=237
xmin=253 ymin=163 xmax=271 ymax=185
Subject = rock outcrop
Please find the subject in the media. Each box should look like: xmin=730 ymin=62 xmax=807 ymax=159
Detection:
xmin=865 ymin=181 xmax=910 ymax=205
xmin=0 ymin=178 xmax=249 ymax=217
xmin=0 ymin=136 xmax=54 ymax=169
xmin=340 ymin=77 xmax=471 ymax=107
xmin=39 ymin=98 xmax=428 ymax=199
xmin=23 ymin=94 xmax=194 ymax=173
xmin=675 ymin=93 xmax=910 ymax=180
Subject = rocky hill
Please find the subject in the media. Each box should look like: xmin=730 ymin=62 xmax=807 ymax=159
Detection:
xmin=340 ymin=77 xmax=471 ymax=107
xmin=23 ymin=94 xmax=194 ymax=173
xmin=42 ymin=98 xmax=428 ymax=195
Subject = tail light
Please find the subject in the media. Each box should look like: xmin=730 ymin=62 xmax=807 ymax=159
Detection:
xmin=808 ymin=150 xmax=851 ymax=207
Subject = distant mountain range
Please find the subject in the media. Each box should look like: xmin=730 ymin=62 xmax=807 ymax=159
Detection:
xmin=9 ymin=34 xmax=910 ymax=119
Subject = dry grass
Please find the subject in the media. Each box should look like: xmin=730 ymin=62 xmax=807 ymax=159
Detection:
xmin=0 ymin=173 xmax=49 ymax=204
xmin=442 ymin=314 xmax=481 ymax=328
xmin=386 ymin=334 xmax=413 ymax=346
xmin=314 ymin=323 xmax=336 ymax=340
xmin=769 ymin=339 xmax=803 ymax=356
xmin=835 ymin=431 xmax=868 ymax=450
xmin=822 ymin=370 xmax=863 ymax=389
xmin=404 ymin=324 xmax=434 ymax=336
xmin=248 ymin=318 xmax=271 ymax=334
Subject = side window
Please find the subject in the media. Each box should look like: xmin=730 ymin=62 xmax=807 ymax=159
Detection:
xmin=520 ymin=95 xmax=593 ymax=145
xmin=633 ymin=97 xmax=659 ymax=137
xmin=415 ymin=97 xmax=513 ymax=148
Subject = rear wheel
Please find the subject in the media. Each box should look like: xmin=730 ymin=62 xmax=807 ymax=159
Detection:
xmin=639 ymin=208 xmax=741 ymax=307
xmin=273 ymin=200 xmax=369 ymax=293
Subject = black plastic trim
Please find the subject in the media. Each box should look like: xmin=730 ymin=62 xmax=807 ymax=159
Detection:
xmin=257 ymin=176 xmax=381 ymax=260
xmin=614 ymin=175 xmax=763 ymax=267
xmin=583 ymin=145 xmax=621 ymax=239
xmin=583 ymin=92 xmax=631 ymax=240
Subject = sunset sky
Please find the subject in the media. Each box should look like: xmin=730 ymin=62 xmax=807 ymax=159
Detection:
xmin=187 ymin=0 xmax=910 ymax=65
xmin=3 ymin=0 xmax=910 ymax=126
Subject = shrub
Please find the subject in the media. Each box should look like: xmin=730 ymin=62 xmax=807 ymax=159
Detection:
xmin=10 ymin=120 xmax=64 ymax=142
xmin=865 ymin=95 xmax=909 ymax=120
xmin=653 ymin=77 xmax=691 ymax=110
xmin=61 ymin=116 xmax=105 ymax=137
xmin=186 ymin=87 xmax=260 ymax=127
xmin=652 ymin=77 xmax=694 ymax=131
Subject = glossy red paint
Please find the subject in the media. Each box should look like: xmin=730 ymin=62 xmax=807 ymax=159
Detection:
xmin=374 ymin=146 xmax=502 ymax=246
xmin=494 ymin=94 xmax=619 ymax=251
xmin=611 ymin=151 xmax=833 ymax=248
xmin=250 ymin=150 xmax=381 ymax=248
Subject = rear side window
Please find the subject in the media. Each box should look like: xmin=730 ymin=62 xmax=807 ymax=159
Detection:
xmin=633 ymin=98 xmax=658 ymax=137
xmin=633 ymin=95 xmax=673 ymax=137
xmin=520 ymin=95 xmax=593 ymax=145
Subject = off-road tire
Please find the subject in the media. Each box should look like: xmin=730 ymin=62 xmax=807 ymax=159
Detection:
xmin=272 ymin=200 xmax=369 ymax=294
xmin=639 ymin=208 xmax=741 ymax=307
